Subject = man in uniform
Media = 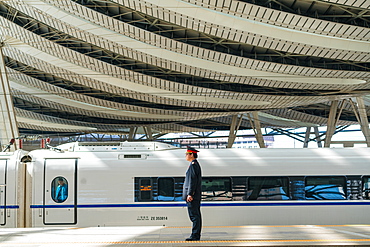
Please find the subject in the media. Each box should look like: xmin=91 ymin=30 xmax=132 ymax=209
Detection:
xmin=182 ymin=146 xmax=202 ymax=241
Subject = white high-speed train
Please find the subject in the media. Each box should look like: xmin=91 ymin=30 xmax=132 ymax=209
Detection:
xmin=1 ymin=141 xmax=370 ymax=228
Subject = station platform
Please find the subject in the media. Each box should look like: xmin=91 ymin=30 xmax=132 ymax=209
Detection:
xmin=1 ymin=224 xmax=370 ymax=246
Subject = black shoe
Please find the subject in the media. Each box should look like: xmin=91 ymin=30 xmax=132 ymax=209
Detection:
xmin=186 ymin=237 xmax=200 ymax=241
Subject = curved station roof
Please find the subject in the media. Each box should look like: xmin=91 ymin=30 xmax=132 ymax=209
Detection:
xmin=0 ymin=0 xmax=369 ymax=136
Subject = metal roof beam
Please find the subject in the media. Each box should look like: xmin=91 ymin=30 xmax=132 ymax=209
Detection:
xmin=0 ymin=45 xmax=19 ymax=151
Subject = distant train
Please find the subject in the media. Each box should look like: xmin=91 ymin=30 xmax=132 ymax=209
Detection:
xmin=1 ymin=141 xmax=369 ymax=228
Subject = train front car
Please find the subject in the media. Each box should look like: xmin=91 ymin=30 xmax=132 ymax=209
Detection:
xmin=0 ymin=150 xmax=27 ymax=228
xmin=25 ymin=142 xmax=370 ymax=227
xmin=26 ymin=142 xmax=187 ymax=227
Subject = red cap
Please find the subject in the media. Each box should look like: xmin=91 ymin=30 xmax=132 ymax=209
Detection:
xmin=186 ymin=146 xmax=199 ymax=153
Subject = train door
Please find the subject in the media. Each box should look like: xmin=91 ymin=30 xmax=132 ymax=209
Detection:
xmin=43 ymin=159 xmax=77 ymax=225
xmin=0 ymin=160 xmax=6 ymax=225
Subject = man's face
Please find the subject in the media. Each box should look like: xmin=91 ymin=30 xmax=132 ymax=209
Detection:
xmin=185 ymin=153 xmax=194 ymax=162
xmin=58 ymin=180 xmax=64 ymax=186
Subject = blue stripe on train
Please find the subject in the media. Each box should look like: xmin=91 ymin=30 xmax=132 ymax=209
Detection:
xmin=30 ymin=201 xmax=370 ymax=208
xmin=0 ymin=205 xmax=19 ymax=209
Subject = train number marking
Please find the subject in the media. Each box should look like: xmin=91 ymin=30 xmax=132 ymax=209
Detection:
xmin=137 ymin=216 xmax=167 ymax=221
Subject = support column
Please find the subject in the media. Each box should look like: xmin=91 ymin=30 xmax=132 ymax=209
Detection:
xmin=303 ymin=127 xmax=323 ymax=148
xmin=324 ymin=100 xmax=345 ymax=148
xmin=0 ymin=45 xmax=19 ymax=151
xmin=247 ymin=112 xmax=266 ymax=148
xmin=354 ymin=97 xmax=370 ymax=147
xmin=313 ymin=127 xmax=323 ymax=148
xmin=303 ymin=127 xmax=311 ymax=148
xmin=128 ymin=127 xmax=138 ymax=141
xmin=143 ymin=126 xmax=153 ymax=140
xmin=227 ymin=114 xmax=243 ymax=148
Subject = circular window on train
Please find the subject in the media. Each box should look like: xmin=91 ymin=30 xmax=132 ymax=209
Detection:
xmin=51 ymin=176 xmax=68 ymax=203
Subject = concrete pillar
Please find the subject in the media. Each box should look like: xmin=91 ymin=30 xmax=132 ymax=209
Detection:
xmin=313 ymin=127 xmax=323 ymax=148
xmin=354 ymin=97 xmax=370 ymax=147
xmin=247 ymin=112 xmax=265 ymax=148
xmin=303 ymin=127 xmax=311 ymax=148
xmin=324 ymin=100 xmax=345 ymax=148
xmin=227 ymin=114 xmax=243 ymax=148
xmin=0 ymin=45 xmax=19 ymax=151
xmin=303 ymin=126 xmax=323 ymax=148
xmin=128 ymin=127 xmax=138 ymax=141
xmin=143 ymin=127 xmax=153 ymax=140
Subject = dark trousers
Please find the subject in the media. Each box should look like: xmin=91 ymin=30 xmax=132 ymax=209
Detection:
xmin=187 ymin=200 xmax=202 ymax=238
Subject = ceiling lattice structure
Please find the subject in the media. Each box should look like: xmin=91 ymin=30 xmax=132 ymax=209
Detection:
xmin=0 ymin=0 xmax=369 ymax=136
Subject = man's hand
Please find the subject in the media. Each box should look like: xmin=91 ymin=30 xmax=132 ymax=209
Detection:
xmin=186 ymin=195 xmax=193 ymax=202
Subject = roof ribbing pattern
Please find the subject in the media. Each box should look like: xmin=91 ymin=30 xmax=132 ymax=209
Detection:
xmin=0 ymin=0 xmax=369 ymax=135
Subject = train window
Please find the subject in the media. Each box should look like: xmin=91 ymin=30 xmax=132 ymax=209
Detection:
xmin=247 ymin=177 xmax=290 ymax=200
xmin=157 ymin=177 xmax=175 ymax=201
xmin=347 ymin=176 xmax=362 ymax=200
xmin=231 ymin=177 xmax=248 ymax=201
xmin=202 ymin=177 xmax=232 ymax=201
xmin=305 ymin=176 xmax=346 ymax=200
xmin=139 ymin=178 xmax=152 ymax=201
xmin=290 ymin=177 xmax=305 ymax=200
xmin=51 ymin=177 xmax=68 ymax=203
xmin=363 ymin=176 xmax=370 ymax=200
xmin=174 ymin=177 xmax=186 ymax=201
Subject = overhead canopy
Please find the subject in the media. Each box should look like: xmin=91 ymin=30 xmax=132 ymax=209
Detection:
xmin=0 ymin=0 xmax=368 ymax=136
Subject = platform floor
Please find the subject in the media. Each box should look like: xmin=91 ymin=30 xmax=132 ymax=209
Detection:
xmin=1 ymin=225 xmax=370 ymax=246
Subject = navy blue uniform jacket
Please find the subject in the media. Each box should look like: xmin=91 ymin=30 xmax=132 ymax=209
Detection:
xmin=182 ymin=159 xmax=202 ymax=201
